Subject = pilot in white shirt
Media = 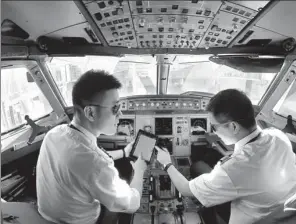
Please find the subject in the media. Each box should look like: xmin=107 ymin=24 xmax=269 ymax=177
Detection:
xmin=36 ymin=70 xmax=147 ymax=224
xmin=156 ymin=89 xmax=296 ymax=224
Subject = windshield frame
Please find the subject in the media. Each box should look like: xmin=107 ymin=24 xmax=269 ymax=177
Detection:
xmin=0 ymin=60 xmax=64 ymax=135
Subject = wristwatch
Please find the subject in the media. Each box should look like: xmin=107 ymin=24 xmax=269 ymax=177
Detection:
xmin=164 ymin=163 xmax=173 ymax=172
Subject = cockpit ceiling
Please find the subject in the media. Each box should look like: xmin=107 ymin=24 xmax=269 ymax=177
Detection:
xmin=1 ymin=1 xmax=296 ymax=53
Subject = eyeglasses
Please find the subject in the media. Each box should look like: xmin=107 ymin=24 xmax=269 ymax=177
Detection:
xmin=88 ymin=103 xmax=121 ymax=115
xmin=211 ymin=121 xmax=233 ymax=132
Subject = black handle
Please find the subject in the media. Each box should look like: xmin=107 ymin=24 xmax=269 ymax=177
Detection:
xmin=150 ymin=205 xmax=156 ymax=224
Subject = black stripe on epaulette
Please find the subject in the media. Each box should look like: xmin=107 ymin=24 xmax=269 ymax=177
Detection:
xmin=219 ymin=154 xmax=232 ymax=165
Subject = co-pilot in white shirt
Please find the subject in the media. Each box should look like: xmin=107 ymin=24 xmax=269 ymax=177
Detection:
xmin=189 ymin=127 xmax=296 ymax=224
xmin=36 ymin=122 xmax=140 ymax=224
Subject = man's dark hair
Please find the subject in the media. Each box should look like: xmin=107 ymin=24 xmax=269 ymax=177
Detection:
xmin=206 ymin=89 xmax=256 ymax=129
xmin=72 ymin=69 xmax=121 ymax=111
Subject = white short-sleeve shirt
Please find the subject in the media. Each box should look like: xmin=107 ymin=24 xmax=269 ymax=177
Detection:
xmin=189 ymin=127 xmax=296 ymax=224
xmin=36 ymin=122 xmax=140 ymax=224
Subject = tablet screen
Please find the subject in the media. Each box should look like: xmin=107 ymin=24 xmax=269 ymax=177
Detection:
xmin=131 ymin=131 xmax=157 ymax=162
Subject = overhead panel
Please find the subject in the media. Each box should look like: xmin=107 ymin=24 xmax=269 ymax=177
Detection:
xmin=84 ymin=0 xmax=137 ymax=48
xmin=131 ymin=1 xmax=222 ymax=49
xmin=133 ymin=15 xmax=212 ymax=49
xmin=3 ymin=0 xmax=283 ymax=50
xmin=129 ymin=0 xmax=221 ymax=49
xmin=81 ymin=1 xmax=272 ymax=49
xmin=199 ymin=1 xmax=258 ymax=48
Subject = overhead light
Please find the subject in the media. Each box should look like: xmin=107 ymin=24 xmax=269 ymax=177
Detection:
xmin=232 ymin=23 xmax=238 ymax=31
xmin=139 ymin=17 xmax=146 ymax=27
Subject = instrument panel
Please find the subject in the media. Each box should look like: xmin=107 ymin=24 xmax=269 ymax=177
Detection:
xmin=115 ymin=96 xmax=210 ymax=156
xmin=116 ymin=115 xmax=209 ymax=156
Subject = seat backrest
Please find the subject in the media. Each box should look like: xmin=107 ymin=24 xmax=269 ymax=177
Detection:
xmin=285 ymin=192 xmax=296 ymax=211
xmin=2 ymin=201 xmax=55 ymax=224
xmin=254 ymin=204 xmax=296 ymax=224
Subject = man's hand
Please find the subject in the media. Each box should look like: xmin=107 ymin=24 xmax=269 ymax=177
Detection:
xmin=155 ymin=146 xmax=172 ymax=167
xmin=130 ymin=153 xmax=147 ymax=173
xmin=124 ymin=140 xmax=135 ymax=157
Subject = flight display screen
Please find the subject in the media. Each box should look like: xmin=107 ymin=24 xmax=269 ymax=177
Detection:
xmin=116 ymin=119 xmax=134 ymax=136
xmin=155 ymin=118 xmax=173 ymax=135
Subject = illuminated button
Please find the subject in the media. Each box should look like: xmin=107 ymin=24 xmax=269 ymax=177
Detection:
xmin=183 ymin=103 xmax=187 ymax=106
xmin=142 ymin=103 xmax=146 ymax=106
xmin=189 ymin=103 xmax=193 ymax=106
xmin=151 ymin=102 xmax=154 ymax=106
xmin=129 ymin=103 xmax=133 ymax=107
xmin=156 ymin=103 xmax=160 ymax=106
xmin=136 ymin=103 xmax=139 ymax=107
xmin=175 ymin=103 xmax=179 ymax=107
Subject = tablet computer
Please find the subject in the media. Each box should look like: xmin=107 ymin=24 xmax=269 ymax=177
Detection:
xmin=130 ymin=129 xmax=158 ymax=163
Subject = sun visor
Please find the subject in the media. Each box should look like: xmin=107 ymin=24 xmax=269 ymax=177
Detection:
xmin=209 ymin=56 xmax=285 ymax=73
xmin=1 ymin=19 xmax=29 ymax=39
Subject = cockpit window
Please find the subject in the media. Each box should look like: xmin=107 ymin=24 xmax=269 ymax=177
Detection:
xmin=1 ymin=67 xmax=52 ymax=134
xmin=273 ymin=79 xmax=296 ymax=118
xmin=168 ymin=56 xmax=277 ymax=105
xmin=47 ymin=55 xmax=157 ymax=106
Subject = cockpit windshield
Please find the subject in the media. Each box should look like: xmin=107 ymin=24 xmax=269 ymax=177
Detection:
xmin=168 ymin=55 xmax=277 ymax=104
xmin=47 ymin=55 xmax=277 ymax=106
xmin=47 ymin=55 xmax=157 ymax=106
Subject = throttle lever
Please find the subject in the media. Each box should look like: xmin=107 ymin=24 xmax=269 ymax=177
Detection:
xmin=150 ymin=205 xmax=156 ymax=224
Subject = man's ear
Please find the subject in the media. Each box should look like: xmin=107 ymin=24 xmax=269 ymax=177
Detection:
xmin=84 ymin=106 xmax=95 ymax=122
xmin=232 ymin=122 xmax=240 ymax=134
